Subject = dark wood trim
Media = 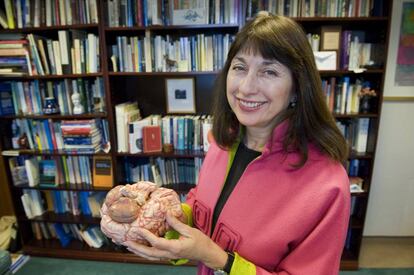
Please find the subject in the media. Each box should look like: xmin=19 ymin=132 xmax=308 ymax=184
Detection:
xmin=0 ymin=24 xmax=99 ymax=33
xmin=0 ymin=113 xmax=107 ymax=120
xmin=23 ymin=240 xmax=198 ymax=266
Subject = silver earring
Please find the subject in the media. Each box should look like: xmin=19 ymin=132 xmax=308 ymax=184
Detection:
xmin=289 ymin=97 xmax=297 ymax=108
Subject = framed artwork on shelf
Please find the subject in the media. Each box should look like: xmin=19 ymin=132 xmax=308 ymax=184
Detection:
xmin=384 ymin=0 xmax=414 ymax=101
xmin=165 ymin=78 xmax=196 ymax=114
xmin=320 ymin=25 xmax=341 ymax=51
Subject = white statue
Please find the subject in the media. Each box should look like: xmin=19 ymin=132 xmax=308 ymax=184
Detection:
xmin=71 ymin=91 xmax=85 ymax=114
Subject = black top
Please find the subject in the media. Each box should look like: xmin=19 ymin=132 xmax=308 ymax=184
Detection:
xmin=211 ymin=142 xmax=261 ymax=232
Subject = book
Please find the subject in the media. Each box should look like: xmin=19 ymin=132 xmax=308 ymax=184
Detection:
xmin=10 ymin=254 xmax=31 ymax=274
xmin=142 ymin=125 xmax=162 ymax=153
xmin=128 ymin=118 xmax=151 ymax=153
xmin=92 ymin=155 xmax=113 ymax=188
xmin=354 ymin=118 xmax=370 ymax=153
xmin=25 ymin=158 xmax=39 ymax=187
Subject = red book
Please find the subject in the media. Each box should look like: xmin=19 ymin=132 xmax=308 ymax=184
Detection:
xmin=143 ymin=126 xmax=162 ymax=153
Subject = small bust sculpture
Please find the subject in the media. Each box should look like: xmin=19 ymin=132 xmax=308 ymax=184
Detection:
xmin=71 ymin=91 xmax=85 ymax=114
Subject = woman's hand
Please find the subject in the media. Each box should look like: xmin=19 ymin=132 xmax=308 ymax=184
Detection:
xmin=124 ymin=214 xmax=228 ymax=270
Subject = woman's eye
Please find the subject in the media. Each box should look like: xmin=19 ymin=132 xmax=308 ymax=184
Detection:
xmin=231 ymin=65 xmax=245 ymax=71
xmin=264 ymin=70 xmax=277 ymax=76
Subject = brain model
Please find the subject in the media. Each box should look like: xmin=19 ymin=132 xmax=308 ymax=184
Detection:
xmin=100 ymin=181 xmax=185 ymax=245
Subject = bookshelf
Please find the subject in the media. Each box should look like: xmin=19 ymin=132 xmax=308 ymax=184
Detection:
xmin=0 ymin=0 xmax=391 ymax=270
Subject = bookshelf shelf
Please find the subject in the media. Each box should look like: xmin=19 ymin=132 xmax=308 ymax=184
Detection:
xmin=1 ymin=150 xmax=110 ymax=156
xmin=349 ymin=151 xmax=374 ymax=159
xmin=0 ymin=113 xmax=107 ymax=120
xmin=22 ymin=212 xmax=101 ymax=224
xmin=12 ymin=184 xmax=110 ymax=192
xmin=104 ymin=24 xmax=239 ymax=32
xmin=334 ymin=113 xmax=379 ymax=119
xmin=0 ymin=24 xmax=100 ymax=33
xmin=108 ymin=71 xmax=219 ymax=76
xmin=294 ymin=16 xmax=388 ymax=23
xmin=0 ymin=73 xmax=104 ymax=80
xmin=351 ymin=192 xmax=368 ymax=198
xmin=116 ymin=151 xmax=205 ymax=158
xmin=319 ymin=69 xmax=385 ymax=76
xmin=24 ymin=239 xmax=198 ymax=265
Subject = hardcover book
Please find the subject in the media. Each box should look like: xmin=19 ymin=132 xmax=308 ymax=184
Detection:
xmin=143 ymin=125 xmax=162 ymax=153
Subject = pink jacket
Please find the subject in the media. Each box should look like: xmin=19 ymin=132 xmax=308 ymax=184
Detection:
xmin=186 ymin=121 xmax=350 ymax=275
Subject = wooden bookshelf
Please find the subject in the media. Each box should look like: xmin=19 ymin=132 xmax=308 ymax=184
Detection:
xmin=0 ymin=0 xmax=392 ymax=270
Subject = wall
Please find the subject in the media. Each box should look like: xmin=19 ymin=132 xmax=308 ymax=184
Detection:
xmin=363 ymin=0 xmax=414 ymax=236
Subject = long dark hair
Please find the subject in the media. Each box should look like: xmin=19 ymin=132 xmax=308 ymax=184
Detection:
xmin=211 ymin=12 xmax=348 ymax=167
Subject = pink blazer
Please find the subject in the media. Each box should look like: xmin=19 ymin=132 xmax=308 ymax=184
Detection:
xmin=186 ymin=121 xmax=350 ymax=275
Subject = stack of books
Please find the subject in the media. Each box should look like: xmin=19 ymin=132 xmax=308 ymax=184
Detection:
xmin=0 ymin=35 xmax=32 ymax=76
xmin=61 ymin=120 xmax=102 ymax=153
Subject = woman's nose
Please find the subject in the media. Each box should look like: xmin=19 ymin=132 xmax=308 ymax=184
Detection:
xmin=238 ymin=71 xmax=258 ymax=95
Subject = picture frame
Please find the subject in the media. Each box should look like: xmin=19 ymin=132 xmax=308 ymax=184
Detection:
xmin=320 ymin=26 xmax=342 ymax=51
xmin=383 ymin=0 xmax=414 ymax=100
xmin=172 ymin=8 xmax=208 ymax=25
xmin=165 ymin=78 xmax=196 ymax=113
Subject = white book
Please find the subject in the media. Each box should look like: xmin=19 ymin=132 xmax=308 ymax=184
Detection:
xmin=144 ymin=30 xmax=152 ymax=72
xmin=87 ymin=34 xmax=97 ymax=73
xmin=58 ymin=31 xmax=71 ymax=73
xmin=355 ymin=118 xmax=370 ymax=153
xmin=33 ymin=0 xmax=40 ymax=27
xmin=89 ymin=0 xmax=99 ymax=23
xmin=202 ymin=117 xmax=213 ymax=152
xmin=115 ymin=102 xmax=138 ymax=152
xmin=65 ymin=0 xmax=72 ymax=25
xmin=59 ymin=0 xmax=66 ymax=25
xmin=21 ymin=194 xmax=34 ymax=218
xmin=128 ymin=118 xmax=151 ymax=153
xmin=52 ymin=40 xmax=63 ymax=75
xmin=45 ymin=0 xmax=52 ymax=26
xmin=25 ymin=158 xmax=39 ymax=187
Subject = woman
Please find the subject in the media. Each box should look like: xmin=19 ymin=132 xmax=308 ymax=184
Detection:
xmin=125 ymin=12 xmax=350 ymax=275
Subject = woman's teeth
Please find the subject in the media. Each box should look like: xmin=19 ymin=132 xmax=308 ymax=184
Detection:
xmin=239 ymin=99 xmax=264 ymax=108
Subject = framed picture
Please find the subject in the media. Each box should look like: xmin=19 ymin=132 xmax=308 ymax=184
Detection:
xmin=383 ymin=0 xmax=414 ymax=100
xmin=320 ymin=25 xmax=341 ymax=51
xmin=165 ymin=78 xmax=196 ymax=113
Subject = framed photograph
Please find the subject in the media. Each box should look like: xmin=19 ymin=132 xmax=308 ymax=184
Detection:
xmin=165 ymin=78 xmax=196 ymax=113
xmin=320 ymin=25 xmax=341 ymax=51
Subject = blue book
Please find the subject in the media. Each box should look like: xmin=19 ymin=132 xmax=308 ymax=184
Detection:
xmin=53 ymin=223 xmax=72 ymax=247
xmin=79 ymin=191 xmax=92 ymax=215
xmin=117 ymin=36 xmax=124 ymax=72
xmin=0 ymin=82 xmax=15 ymax=115
xmin=177 ymin=118 xmax=185 ymax=150
xmin=143 ymin=0 xmax=148 ymax=26
xmin=42 ymin=120 xmax=55 ymax=150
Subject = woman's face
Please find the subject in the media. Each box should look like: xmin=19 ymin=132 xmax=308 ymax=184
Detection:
xmin=226 ymin=52 xmax=294 ymax=133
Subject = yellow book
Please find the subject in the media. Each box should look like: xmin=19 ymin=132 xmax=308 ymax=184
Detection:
xmin=92 ymin=156 xmax=113 ymax=188
xmin=4 ymin=0 xmax=15 ymax=29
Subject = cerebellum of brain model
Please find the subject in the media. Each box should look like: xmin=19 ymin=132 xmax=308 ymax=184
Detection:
xmin=100 ymin=181 xmax=186 ymax=245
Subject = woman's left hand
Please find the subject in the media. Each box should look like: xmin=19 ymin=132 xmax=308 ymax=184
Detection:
xmin=124 ymin=214 xmax=228 ymax=269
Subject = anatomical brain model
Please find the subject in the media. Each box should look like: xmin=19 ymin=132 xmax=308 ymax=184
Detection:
xmin=100 ymin=181 xmax=186 ymax=245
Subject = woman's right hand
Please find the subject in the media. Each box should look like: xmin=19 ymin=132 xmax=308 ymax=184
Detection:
xmin=124 ymin=214 xmax=228 ymax=270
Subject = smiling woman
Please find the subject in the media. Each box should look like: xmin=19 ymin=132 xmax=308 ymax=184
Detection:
xmin=226 ymin=54 xmax=293 ymax=151
xmin=125 ymin=12 xmax=350 ymax=275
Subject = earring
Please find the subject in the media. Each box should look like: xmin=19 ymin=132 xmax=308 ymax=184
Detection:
xmin=289 ymin=96 xmax=297 ymax=108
